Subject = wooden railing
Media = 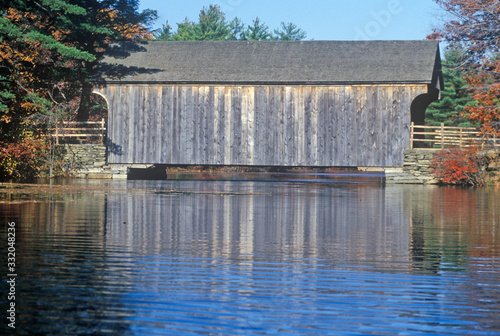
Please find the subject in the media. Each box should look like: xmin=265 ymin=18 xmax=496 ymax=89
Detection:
xmin=410 ymin=122 xmax=499 ymax=149
xmin=50 ymin=118 xmax=106 ymax=144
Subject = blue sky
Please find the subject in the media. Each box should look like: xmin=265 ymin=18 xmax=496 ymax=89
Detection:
xmin=139 ymin=0 xmax=443 ymax=41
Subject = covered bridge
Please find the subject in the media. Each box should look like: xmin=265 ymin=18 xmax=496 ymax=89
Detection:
xmin=94 ymin=40 xmax=442 ymax=167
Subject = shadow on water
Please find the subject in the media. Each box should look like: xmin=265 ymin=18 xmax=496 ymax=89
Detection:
xmin=128 ymin=164 xmax=385 ymax=184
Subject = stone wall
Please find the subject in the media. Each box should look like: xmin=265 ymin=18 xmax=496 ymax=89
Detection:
xmin=385 ymin=148 xmax=500 ymax=184
xmin=60 ymin=144 xmax=127 ymax=179
xmin=401 ymin=149 xmax=439 ymax=184
xmin=58 ymin=144 xmax=500 ymax=183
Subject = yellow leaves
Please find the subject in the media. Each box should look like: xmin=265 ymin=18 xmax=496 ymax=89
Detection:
xmin=1 ymin=115 xmax=12 ymax=123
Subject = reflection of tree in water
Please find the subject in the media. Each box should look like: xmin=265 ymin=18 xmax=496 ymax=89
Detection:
xmin=409 ymin=186 xmax=500 ymax=273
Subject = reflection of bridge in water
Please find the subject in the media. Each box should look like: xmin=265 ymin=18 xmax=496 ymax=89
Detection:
xmin=105 ymin=182 xmax=411 ymax=269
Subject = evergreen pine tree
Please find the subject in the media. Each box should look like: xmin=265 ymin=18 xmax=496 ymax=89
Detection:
xmin=425 ymin=47 xmax=476 ymax=127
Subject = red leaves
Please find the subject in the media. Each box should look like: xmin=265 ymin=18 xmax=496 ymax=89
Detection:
xmin=430 ymin=147 xmax=486 ymax=186
xmin=0 ymin=137 xmax=49 ymax=180
xmin=429 ymin=0 xmax=500 ymax=136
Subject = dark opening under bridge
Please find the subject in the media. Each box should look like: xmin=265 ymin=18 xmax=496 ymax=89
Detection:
xmin=94 ymin=40 xmax=443 ymax=168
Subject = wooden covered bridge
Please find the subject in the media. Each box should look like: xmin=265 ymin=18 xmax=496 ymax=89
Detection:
xmin=94 ymin=40 xmax=442 ymax=168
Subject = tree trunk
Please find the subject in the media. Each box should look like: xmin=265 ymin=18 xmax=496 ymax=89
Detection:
xmin=77 ymin=82 xmax=92 ymax=122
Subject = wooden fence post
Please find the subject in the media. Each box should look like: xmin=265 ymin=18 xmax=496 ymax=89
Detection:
xmin=441 ymin=123 xmax=444 ymax=149
xmin=459 ymin=127 xmax=463 ymax=148
xmin=55 ymin=120 xmax=59 ymax=145
xmin=410 ymin=122 xmax=414 ymax=149
xmin=101 ymin=118 xmax=105 ymax=142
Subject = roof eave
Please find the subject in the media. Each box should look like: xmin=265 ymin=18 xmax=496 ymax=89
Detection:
xmin=93 ymin=80 xmax=433 ymax=86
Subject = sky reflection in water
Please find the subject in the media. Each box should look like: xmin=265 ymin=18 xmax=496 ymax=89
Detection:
xmin=0 ymin=181 xmax=499 ymax=335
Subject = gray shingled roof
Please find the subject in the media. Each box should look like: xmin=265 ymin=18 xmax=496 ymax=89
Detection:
xmin=95 ymin=40 xmax=442 ymax=86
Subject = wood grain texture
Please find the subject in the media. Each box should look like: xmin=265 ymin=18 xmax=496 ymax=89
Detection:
xmin=96 ymin=84 xmax=428 ymax=167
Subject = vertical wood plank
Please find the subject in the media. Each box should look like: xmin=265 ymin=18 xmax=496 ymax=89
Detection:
xmin=224 ymin=87 xmax=232 ymax=164
xmin=311 ymin=86 xmax=319 ymax=166
xmin=217 ymin=87 xmax=225 ymax=164
xmin=232 ymin=87 xmax=241 ymax=164
xmin=207 ymin=86 xmax=215 ymax=164
xmin=247 ymin=86 xmax=255 ymax=165
xmin=284 ymin=86 xmax=293 ymax=166
xmin=380 ymin=86 xmax=389 ymax=166
xmin=255 ymin=86 xmax=266 ymax=165
xmin=240 ymin=86 xmax=249 ymax=165
xmin=186 ymin=86 xmax=195 ymax=164
xmin=297 ymin=87 xmax=305 ymax=165
xmin=368 ymin=86 xmax=378 ymax=166
xmin=171 ymin=86 xmax=180 ymax=163
xmin=316 ymin=87 xmax=325 ymax=166
xmin=328 ymin=87 xmax=337 ymax=165
xmin=358 ymin=86 xmax=368 ymax=166
xmin=152 ymin=85 xmax=161 ymax=163
xmin=161 ymin=86 xmax=172 ymax=163
xmin=303 ymin=87 xmax=312 ymax=165
xmin=338 ymin=86 xmax=347 ymax=166
xmin=133 ymin=86 xmax=142 ymax=163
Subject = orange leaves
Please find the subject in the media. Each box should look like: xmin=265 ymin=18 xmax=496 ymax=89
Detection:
xmin=430 ymin=0 xmax=500 ymax=135
xmin=0 ymin=136 xmax=49 ymax=179
xmin=465 ymin=67 xmax=500 ymax=136
xmin=97 ymin=8 xmax=153 ymax=41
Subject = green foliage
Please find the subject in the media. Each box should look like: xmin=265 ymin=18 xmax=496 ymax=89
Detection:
xmin=425 ymin=47 xmax=476 ymax=127
xmin=173 ymin=19 xmax=197 ymax=41
xmin=228 ymin=17 xmax=245 ymax=40
xmin=0 ymin=0 xmax=157 ymax=128
xmin=154 ymin=5 xmax=306 ymax=42
xmin=0 ymin=0 xmax=157 ymax=179
xmin=273 ymin=22 xmax=307 ymax=41
xmin=242 ymin=18 xmax=271 ymax=41
xmin=195 ymin=5 xmax=230 ymax=40
xmin=155 ymin=21 xmax=174 ymax=41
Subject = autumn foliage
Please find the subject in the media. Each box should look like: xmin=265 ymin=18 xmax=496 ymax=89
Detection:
xmin=0 ymin=1 xmax=156 ymax=180
xmin=429 ymin=0 xmax=500 ymax=136
xmin=0 ymin=136 xmax=49 ymax=180
xmin=430 ymin=147 xmax=486 ymax=186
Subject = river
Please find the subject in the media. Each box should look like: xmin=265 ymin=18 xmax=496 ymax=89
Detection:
xmin=1 ymin=180 xmax=499 ymax=335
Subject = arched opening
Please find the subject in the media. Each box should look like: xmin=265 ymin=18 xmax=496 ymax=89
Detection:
xmin=410 ymin=87 xmax=440 ymax=147
xmin=89 ymin=91 xmax=109 ymax=122
xmin=410 ymin=88 xmax=439 ymax=125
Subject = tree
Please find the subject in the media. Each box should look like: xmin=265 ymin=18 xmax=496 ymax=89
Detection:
xmin=0 ymin=0 xmax=157 ymax=179
xmin=0 ymin=2 xmax=95 ymax=139
xmin=57 ymin=0 xmax=157 ymax=121
xmin=194 ymin=5 xmax=230 ymax=40
xmin=273 ymin=22 xmax=307 ymax=41
xmin=154 ymin=5 xmax=307 ymax=42
xmin=429 ymin=0 xmax=500 ymax=135
xmin=155 ymin=21 xmax=174 ymax=41
xmin=228 ymin=17 xmax=245 ymax=40
xmin=242 ymin=18 xmax=271 ymax=41
xmin=425 ymin=47 xmax=476 ymax=127
xmin=1 ymin=0 xmax=157 ymax=127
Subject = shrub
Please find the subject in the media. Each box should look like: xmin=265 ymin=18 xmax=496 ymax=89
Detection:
xmin=0 ymin=137 xmax=49 ymax=181
xmin=430 ymin=147 xmax=486 ymax=186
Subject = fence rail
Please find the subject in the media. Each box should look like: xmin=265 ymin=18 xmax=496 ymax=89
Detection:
xmin=410 ymin=122 xmax=499 ymax=149
xmin=50 ymin=118 xmax=106 ymax=144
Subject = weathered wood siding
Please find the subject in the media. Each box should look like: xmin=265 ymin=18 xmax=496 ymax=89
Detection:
xmin=96 ymin=84 xmax=428 ymax=167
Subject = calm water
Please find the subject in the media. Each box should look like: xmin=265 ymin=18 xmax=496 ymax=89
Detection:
xmin=1 ymin=180 xmax=499 ymax=335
